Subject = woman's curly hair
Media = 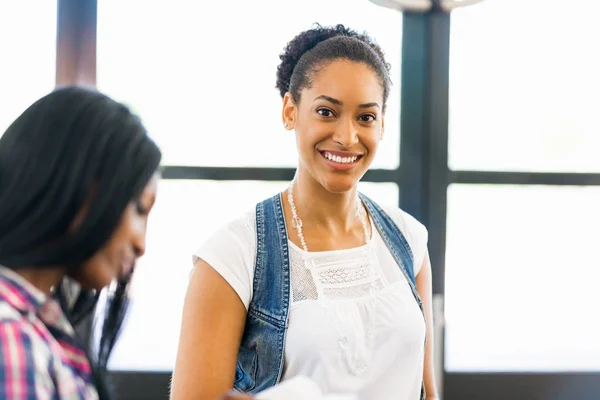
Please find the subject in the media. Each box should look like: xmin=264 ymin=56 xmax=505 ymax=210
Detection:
xmin=276 ymin=24 xmax=392 ymax=108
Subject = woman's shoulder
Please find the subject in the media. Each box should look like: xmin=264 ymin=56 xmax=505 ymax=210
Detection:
xmin=0 ymin=311 xmax=54 ymax=364
xmin=371 ymin=201 xmax=429 ymax=273
xmin=201 ymin=193 xmax=284 ymax=247
xmin=194 ymin=208 xmax=257 ymax=262
xmin=370 ymin=201 xmax=428 ymax=239
xmin=216 ymin=209 xmax=257 ymax=242
xmin=192 ymin=208 xmax=258 ymax=310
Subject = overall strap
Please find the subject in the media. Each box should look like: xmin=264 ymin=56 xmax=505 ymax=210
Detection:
xmin=251 ymin=193 xmax=291 ymax=327
xmin=359 ymin=193 xmax=423 ymax=311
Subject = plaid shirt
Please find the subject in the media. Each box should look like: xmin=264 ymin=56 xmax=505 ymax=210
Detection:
xmin=0 ymin=266 xmax=98 ymax=399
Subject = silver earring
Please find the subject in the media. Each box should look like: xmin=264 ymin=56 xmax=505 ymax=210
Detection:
xmin=284 ymin=121 xmax=289 ymax=129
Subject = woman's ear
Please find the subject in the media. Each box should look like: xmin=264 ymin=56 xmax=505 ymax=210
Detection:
xmin=282 ymin=92 xmax=296 ymax=130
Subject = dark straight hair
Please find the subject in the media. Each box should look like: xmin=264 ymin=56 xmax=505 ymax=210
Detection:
xmin=0 ymin=86 xmax=162 ymax=399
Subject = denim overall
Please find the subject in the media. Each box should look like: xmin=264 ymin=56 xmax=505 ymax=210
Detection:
xmin=234 ymin=193 xmax=426 ymax=399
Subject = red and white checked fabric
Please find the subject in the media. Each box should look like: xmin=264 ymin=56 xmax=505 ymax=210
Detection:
xmin=0 ymin=266 xmax=98 ymax=399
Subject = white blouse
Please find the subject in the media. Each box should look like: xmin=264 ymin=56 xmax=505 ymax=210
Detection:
xmin=194 ymin=205 xmax=428 ymax=400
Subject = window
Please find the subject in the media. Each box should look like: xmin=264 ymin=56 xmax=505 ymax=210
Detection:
xmin=448 ymin=0 xmax=600 ymax=172
xmin=0 ymin=1 xmax=57 ymax=136
xmin=108 ymin=180 xmax=399 ymax=371
xmin=445 ymin=184 xmax=600 ymax=372
xmin=96 ymin=0 xmax=402 ymax=168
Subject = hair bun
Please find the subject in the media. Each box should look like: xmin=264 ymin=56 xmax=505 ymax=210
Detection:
xmin=276 ymin=24 xmax=359 ymax=98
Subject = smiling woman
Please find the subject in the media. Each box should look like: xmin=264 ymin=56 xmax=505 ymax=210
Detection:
xmin=170 ymin=24 xmax=437 ymax=400
xmin=282 ymin=54 xmax=386 ymax=193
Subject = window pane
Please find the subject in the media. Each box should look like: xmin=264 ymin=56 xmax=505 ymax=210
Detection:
xmin=97 ymin=0 xmax=401 ymax=168
xmin=0 ymin=1 xmax=57 ymax=137
xmin=448 ymin=0 xmax=600 ymax=172
xmin=107 ymin=180 xmax=398 ymax=371
xmin=445 ymin=184 xmax=600 ymax=372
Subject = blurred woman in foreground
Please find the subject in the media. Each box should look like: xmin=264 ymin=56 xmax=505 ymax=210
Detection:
xmin=0 ymin=87 xmax=161 ymax=399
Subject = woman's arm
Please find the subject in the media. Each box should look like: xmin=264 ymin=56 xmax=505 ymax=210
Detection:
xmin=416 ymin=251 xmax=439 ymax=400
xmin=170 ymin=259 xmax=247 ymax=400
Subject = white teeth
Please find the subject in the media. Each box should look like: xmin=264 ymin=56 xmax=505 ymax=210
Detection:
xmin=323 ymin=152 xmax=359 ymax=164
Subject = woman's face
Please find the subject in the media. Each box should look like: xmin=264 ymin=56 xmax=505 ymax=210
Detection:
xmin=282 ymin=59 xmax=385 ymax=193
xmin=73 ymin=173 xmax=159 ymax=290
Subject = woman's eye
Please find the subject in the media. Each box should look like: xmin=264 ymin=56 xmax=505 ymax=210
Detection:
xmin=135 ymin=201 xmax=148 ymax=216
xmin=359 ymin=114 xmax=376 ymax=122
xmin=317 ymin=108 xmax=334 ymax=117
